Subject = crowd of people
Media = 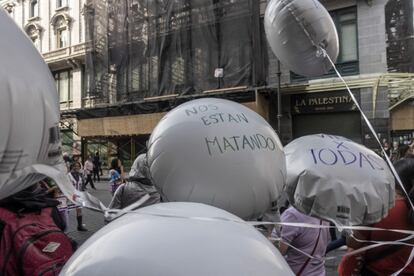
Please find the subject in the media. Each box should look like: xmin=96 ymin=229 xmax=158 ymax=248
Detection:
xmin=2 ymin=139 xmax=414 ymax=275
xmin=0 ymin=149 xmax=162 ymax=275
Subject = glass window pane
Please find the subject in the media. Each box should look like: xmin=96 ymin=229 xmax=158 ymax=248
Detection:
xmin=30 ymin=0 xmax=38 ymax=17
xmin=339 ymin=13 xmax=356 ymax=22
xmin=131 ymin=66 xmax=140 ymax=91
xmin=69 ymin=71 xmax=73 ymax=101
xmin=340 ymin=23 xmax=358 ymax=62
xmin=57 ymin=28 xmax=67 ymax=48
xmin=59 ymin=71 xmax=69 ymax=102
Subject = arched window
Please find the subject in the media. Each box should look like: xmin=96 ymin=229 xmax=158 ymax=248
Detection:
xmin=29 ymin=0 xmax=39 ymax=18
xmin=55 ymin=16 xmax=68 ymax=48
xmin=26 ymin=24 xmax=42 ymax=51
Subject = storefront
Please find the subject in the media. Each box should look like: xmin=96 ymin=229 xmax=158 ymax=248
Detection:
xmin=390 ymin=99 xmax=414 ymax=146
xmin=290 ymin=90 xmax=363 ymax=143
xmin=75 ymin=95 xmax=269 ymax=170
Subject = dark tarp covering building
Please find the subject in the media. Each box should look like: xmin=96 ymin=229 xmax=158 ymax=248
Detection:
xmin=385 ymin=0 xmax=414 ymax=73
xmin=84 ymin=0 xmax=267 ymax=104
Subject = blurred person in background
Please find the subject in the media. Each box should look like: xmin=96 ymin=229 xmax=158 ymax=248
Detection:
xmin=338 ymin=158 xmax=414 ymax=275
xmin=68 ymin=161 xmax=88 ymax=231
xmin=92 ymin=152 xmax=101 ymax=182
xmin=108 ymin=154 xmax=160 ymax=210
xmin=83 ymin=156 xmax=96 ymax=190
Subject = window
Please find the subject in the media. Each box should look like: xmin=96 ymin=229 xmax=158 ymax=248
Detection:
xmin=291 ymin=6 xmax=359 ymax=82
xmin=55 ymin=17 xmax=68 ymax=48
xmin=57 ymin=0 xmax=69 ymax=8
xmin=30 ymin=0 xmax=39 ymax=18
xmin=57 ymin=28 xmax=68 ymax=48
xmin=26 ymin=24 xmax=41 ymax=51
xmin=55 ymin=70 xmax=73 ymax=103
xmin=332 ymin=8 xmax=358 ymax=63
xmin=172 ymin=57 xmax=185 ymax=85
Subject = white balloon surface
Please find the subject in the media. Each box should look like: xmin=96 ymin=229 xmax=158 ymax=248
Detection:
xmin=61 ymin=202 xmax=294 ymax=276
xmin=264 ymin=0 xmax=339 ymax=77
xmin=0 ymin=10 xmax=78 ymax=201
xmin=147 ymin=98 xmax=286 ymax=220
xmin=285 ymin=134 xmax=395 ymax=226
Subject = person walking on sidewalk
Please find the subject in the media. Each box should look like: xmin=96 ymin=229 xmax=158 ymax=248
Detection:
xmin=68 ymin=162 xmax=88 ymax=231
xmin=84 ymin=156 xmax=96 ymax=190
xmin=92 ymin=152 xmax=101 ymax=182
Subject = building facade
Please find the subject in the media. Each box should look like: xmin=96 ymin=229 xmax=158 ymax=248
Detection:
xmin=2 ymin=0 xmax=413 ymax=169
xmin=0 ymin=0 xmax=88 ymax=155
xmin=267 ymin=0 xmax=414 ymax=151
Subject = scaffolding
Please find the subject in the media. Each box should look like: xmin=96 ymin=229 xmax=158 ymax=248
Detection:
xmin=83 ymin=0 xmax=267 ymax=106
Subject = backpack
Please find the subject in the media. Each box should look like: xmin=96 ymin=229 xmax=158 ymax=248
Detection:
xmin=0 ymin=207 xmax=74 ymax=276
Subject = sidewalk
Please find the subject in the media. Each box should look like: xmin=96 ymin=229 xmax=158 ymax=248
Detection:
xmin=66 ymin=181 xmax=112 ymax=245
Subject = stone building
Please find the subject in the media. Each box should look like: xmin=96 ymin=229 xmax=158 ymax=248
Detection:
xmin=2 ymin=0 xmax=413 ymax=168
xmin=0 ymin=0 xmax=88 ymax=155
xmin=269 ymin=0 xmax=412 ymax=148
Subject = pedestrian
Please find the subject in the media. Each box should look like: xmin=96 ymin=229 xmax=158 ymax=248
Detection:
xmin=83 ymin=156 xmax=96 ymax=190
xmin=63 ymin=152 xmax=71 ymax=173
xmin=0 ymin=183 xmax=75 ymax=275
xmin=109 ymin=167 xmax=122 ymax=196
xmin=274 ymin=206 xmax=330 ymax=275
xmin=338 ymin=157 xmax=414 ymax=275
xmin=68 ymin=161 xmax=88 ymax=231
xmin=390 ymin=141 xmax=400 ymax=163
xmin=382 ymin=141 xmax=391 ymax=160
xmin=92 ymin=151 xmax=101 ymax=182
xmin=108 ymin=154 xmax=160 ymax=210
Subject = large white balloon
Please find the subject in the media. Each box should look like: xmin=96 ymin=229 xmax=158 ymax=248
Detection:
xmin=147 ymin=98 xmax=286 ymax=220
xmin=0 ymin=10 xmax=77 ymax=200
xmin=264 ymin=0 xmax=339 ymax=77
xmin=285 ymin=134 xmax=395 ymax=226
xmin=61 ymin=202 xmax=294 ymax=276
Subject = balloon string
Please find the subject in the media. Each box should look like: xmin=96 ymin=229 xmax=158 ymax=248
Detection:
xmin=269 ymin=223 xmax=414 ymax=268
xmin=320 ymin=48 xmax=414 ymax=213
xmin=320 ymin=48 xmax=414 ymax=275
xmin=250 ymin=221 xmax=414 ymax=235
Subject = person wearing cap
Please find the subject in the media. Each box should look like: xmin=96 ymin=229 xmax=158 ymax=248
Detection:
xmin=108 ymin=154 xmax=160 ymax=210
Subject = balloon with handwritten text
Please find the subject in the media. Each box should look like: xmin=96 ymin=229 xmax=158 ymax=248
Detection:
xmin=147 ymin=98 xmax=286 ymax=220
xmin=285 ymin=134 xmax=395 ymax=226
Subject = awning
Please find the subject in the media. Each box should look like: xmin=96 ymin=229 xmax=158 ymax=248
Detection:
xmin=391 ymin=100 xmax=414 ymax=131
xmin=78 ymin=112 xmax=167 ymax=138
xmin=77 ymin=100 xmax=268 ymax=138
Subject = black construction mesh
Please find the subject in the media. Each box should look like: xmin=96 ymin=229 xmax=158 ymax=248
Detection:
xmin=385 ymin=0 xmax=414 ymax=73
xmin=84 ymin=0 xmax=267 ymax=104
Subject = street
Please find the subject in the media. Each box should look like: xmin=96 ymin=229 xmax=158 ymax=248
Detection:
xmin=66 ymin=181 xmax=342 ymax=275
